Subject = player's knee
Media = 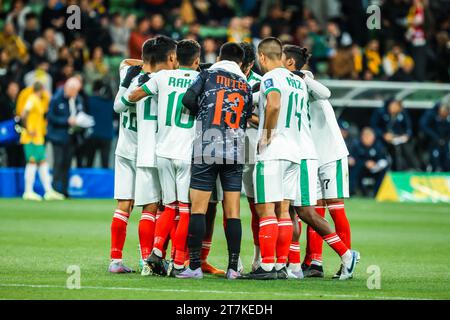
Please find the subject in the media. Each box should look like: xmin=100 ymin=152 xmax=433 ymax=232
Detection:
xmin=143 ymin=202 xmax=158 ymax=213
xmin=116 ymin=200 xmax=132 ymax=214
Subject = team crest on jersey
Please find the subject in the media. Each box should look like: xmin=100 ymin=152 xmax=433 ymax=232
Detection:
xmin=264 ymin=79 xmax=274 ymax=89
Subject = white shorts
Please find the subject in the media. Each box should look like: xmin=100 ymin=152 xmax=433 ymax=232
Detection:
xmin=253 ymin=160 xmax=299 ymax=204
xmin=317 ymin=157 xmax=349 ymax=200
xmin=157 ymin=156 xmax=191 ymax=204
xmin=292 ymin=159 xmax=318 ymax=207
xmin=114 ymin=155 xmax=136 ymax=200
xmin=242 ymin=164 xmax=255 ymax=198
xmin=134 ymin=167 xmax=161 ymax=206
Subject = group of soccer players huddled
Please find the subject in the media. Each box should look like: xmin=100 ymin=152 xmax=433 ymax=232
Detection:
xmin=109 ymin=35 xmax=360 ymax=281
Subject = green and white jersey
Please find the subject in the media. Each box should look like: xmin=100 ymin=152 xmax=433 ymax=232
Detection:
xmin=141 ymin=68 xmax=198 ymax=162
xmin=123 ymin=73 xmax=158 ymax=168
xmin=245 ymin=70 xmax=262 ymax=164
xmin=114 ymin=65 xmax=138 ymax=161
xmin=257 ymin=67 xmax=317 ymax=163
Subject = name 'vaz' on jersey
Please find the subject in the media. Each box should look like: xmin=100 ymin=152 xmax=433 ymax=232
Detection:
xmin=189 ymin=68 xmax=253 ymax=163
xmin=141 ymin=68 xmax=198 ymax=162
xmin=257 ymin=67 xmax=317 ymax=164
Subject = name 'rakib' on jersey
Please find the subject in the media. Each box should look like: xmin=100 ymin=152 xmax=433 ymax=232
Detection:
xmin=115 ymin=65 xmax=138 ymax=161
xmin=257 ymin=67 xmax=317 ymax=163
xmin=141 ymin=68 xmax=198 ymax=162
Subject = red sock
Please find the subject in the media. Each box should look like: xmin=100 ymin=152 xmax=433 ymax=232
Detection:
xmin=249 ymin=201 xmax=260 ymax=246
xmin=153 ymin=202 xmax=177 ymax=255
xmin=110 ymin=209 xmax=130 ymax=259
xmin=276 ymin=218 xmax=293 ymax=264
xmin=305 ymin=205 xmax=326 ymax=265
xmin=288 ymin=241 xmax=301 ymax=264
xmin=328 ymin=202 xmax=351 ymax=249
xmin=173 ymin=202 xmax=190 ymax=266
xmin=138 ymin=211 xmax=156 ymax=259
xmin=258 ymin=217 xmax=278 ymax=264
xmin=323 ymin=232 xmax=349 ymax=257
xmin=170 ymin=214 xmax=179 ymax=260
xmin=201 ymin=239 xmax=212 ymax=262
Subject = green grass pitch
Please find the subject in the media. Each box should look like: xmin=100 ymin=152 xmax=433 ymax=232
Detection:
xmin=0 ymin=198 xmax=449 ymax=300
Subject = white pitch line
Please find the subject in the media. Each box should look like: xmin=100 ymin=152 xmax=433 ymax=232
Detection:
xmin=0 ymin=283 xmax=431 ymax=300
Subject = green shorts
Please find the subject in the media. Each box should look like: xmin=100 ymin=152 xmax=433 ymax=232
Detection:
xmin=24 ymin=143 xmax=46 ymax=163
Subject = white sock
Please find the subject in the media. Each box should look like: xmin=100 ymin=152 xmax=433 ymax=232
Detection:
xmin=153 ymin=248 xmax=163 ymax=258
xmin=111 ymin=259 xmax=122 ymax=264
xmin=38 ymin=162 xmax=53 ymax=193
xmin=260 ymin=262 xmax=274 ymax=272
xmin=311 ymin=259 xmax=322 ymax=267
xmin=341 ymin=250 xmax=352 ymax=268
xmin=174 ymin=263 xmax=184 ymax=270
xmin=275 ymin=263 xmax=285 ymax=271
xmin=287 ymin=263 xmax=301 ymax=272
xmin=24 ymin=163 xmax=37 ymax=193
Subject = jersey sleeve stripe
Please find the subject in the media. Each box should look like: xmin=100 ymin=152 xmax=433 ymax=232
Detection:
xmin=141 ymin=84 xmax=153 ymax=96
xmin=121 ymin=96 xmax=135 ymax=107
xmin=264 ymin=87 xmax=281 ymax=96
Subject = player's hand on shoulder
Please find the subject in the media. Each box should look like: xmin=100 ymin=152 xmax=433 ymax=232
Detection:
xmin=121 ymin=65 xmax=142 ymax=88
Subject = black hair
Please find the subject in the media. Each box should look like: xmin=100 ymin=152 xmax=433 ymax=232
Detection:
xmin=218 ymin=42 xmax=244 ymax=64
xmin=239 ymin=42 xmax=256 ymax=71
xmin=25 ymin=12 xmax=37 ymax=21
xmin=282 ymin=45 xmax=311 ymax=70
xmin=177 ymin=39 xmax=201 ymax=66
xmin=141 ymin=38 xmax=155 ymax=64
xmin=258 ymin=37 xmax=282 ymax=60
xmin=151 ymin=35 xmax=177 ymax=65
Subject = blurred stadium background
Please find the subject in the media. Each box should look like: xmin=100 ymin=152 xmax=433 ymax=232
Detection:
xmin=1 ymin=0 xmax=449 ymax=202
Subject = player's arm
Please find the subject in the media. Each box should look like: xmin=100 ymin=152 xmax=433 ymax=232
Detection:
xmin=182 ymin=71 xmax=206 ymax=116
xmin=128 ymin=76 xmax=158 ymax=102
xmin=113 ymin=65 xmax=142 ymax=113
xmin=260 ymin=90 xmax=281 ymax=150
xmin=248 ymin=82 xmax=260 ymax=128
xmin=21 ymin=99 xmax=33 ymax=130
xmin=294 ymin=70 xmax=331 ymax=100
xmin=120 ymin=59 xmax=143 ymax=68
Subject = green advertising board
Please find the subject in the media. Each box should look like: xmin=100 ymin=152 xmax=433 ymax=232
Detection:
xmin=376 ymin=172 xmax=450 ymax=203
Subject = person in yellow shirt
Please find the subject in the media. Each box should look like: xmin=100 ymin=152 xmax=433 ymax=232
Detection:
xmin=20 ymin=82 xmax=64 ymax=201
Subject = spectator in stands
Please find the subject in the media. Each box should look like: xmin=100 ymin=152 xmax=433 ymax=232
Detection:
xmin=227 ymin=17 xmax=251 ymax=43
xmin=202 ymin=38 xmax=218 ymax=64
xmin=370 ymin=99 xmax=420 ymax=171
xmin=27 ymin=37 xmax=49 ymax=71
xmin=43 ymin=27 xmax=65 ymax=64
xmin=46 ymin=77 xmax=83 ymax=197
xmin=0 ymin=22 xmax=28 ymax=64
xmin=20 ymin=81 xmax=65 ymax=201
xmin=325 ymin=19 xmax=352 ymax=56
xmin=128 ymin=16 xmax=150 ymax=59
xmin=419 ymin=97 xmax=450 ymax=172
xmin=150 ymin=14 xmax=169 ymax=37
xmin=431 ymin=30 xmax=450 ymax=83
xmin=84 ymin=80 xmax=114 ymax=168
xmin=0 ymin=81 xmax=24 ymax=167
xmin=22 ymin=12 xmax=40 ymax=48
xmin=383 ymin=44 xmax=415 ymax=81
xmin=362 ymin=39 xmax=382 ymax=80
xmin=40 ymin=0 xmax=66 ymax=34
xmin=349 ymin=127 xmax=389 ymax=196
xmin=5 ymin=0 xmax=32 ymax=37
xmin=406 ymin=0 xmax=427 ymax=81
xmin=83 ymin=46 xmax=109 ymax=94
xmin=109 ymin=13 xmax=130 ymax=57
xmin=24 ymin=60 xmax=52 ymax=93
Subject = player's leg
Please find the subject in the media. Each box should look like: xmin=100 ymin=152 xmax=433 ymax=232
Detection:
xmin=201 ymin=200 xmax=226 ymax=275
xmin=109 ymin=155 xmax=136 ymax=273
xmin=274 ymin=199 xmax=293 ymax=279
xmin=249 ymin=160 xmax=282 ymax=280
xmin=171 ymin=160 xmax=192 ymax=276
xmin=242 ymin=163 xmax=261 ymax=271
xmin=134 ymin=167 xmax=164 ymax=275
xmin=294 ymin=160 xmax=359 ymax=280
xmin=22 ymin=144 xmax=41 ymax=200
xmin=325 ymin=157 xmax=352 ymax=278
xmin=220 ymin=163 xmax=244 ymax=279
xmin=34 ymin=145 xmax=64 ymax=200
xmin=287 ymin=206 xmax=303 ymax=279
xmin=150 ymin=158 xmax=177 ymax=261
xmin=176 ymin=163 xmax=217 ymax=279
